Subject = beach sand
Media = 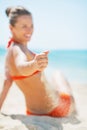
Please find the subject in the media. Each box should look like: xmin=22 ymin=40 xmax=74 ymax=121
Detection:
xmin=0 ymin=76 xmax=87 ymax=130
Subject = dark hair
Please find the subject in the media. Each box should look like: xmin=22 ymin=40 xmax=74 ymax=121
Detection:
xmin=5 ymin=6 xmax=32 ymax=26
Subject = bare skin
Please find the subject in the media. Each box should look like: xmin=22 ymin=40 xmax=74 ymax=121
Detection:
xmin=5 ymin=44 xmax=59 ymax=114
xmin=0 ymin=14 xmax=75 ymax=115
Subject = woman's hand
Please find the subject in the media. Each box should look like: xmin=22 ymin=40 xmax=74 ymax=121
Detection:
xmin=34 ymin=51 xmax=49 ymax=71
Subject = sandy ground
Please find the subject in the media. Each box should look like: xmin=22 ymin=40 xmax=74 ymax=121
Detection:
xmin=0 ymin=76 xmax=87 ymax=130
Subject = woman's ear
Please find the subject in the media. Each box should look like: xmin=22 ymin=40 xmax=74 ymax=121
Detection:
xmin=9 ymin=24 xmax=13 ymax=31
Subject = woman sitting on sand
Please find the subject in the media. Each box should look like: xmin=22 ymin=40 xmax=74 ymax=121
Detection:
xmin=0 ymin=6 xmax=75 ymax=117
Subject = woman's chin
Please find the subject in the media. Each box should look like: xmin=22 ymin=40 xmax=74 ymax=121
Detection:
xmin=26 ymin=38 xmax=31 ymax=42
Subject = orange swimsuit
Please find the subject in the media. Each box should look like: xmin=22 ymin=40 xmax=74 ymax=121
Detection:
xmin=7 ymin=38 xmax=39 ymax=80
xmin=26 ymin=93 xmax=71 ymax=117
xmin=7 ymin=38 xmax=14 ymax=48
xmin=10 ymin=71 xmax=39 ymax=80
xmin=7 ymin=38 xmax=71 ymax=117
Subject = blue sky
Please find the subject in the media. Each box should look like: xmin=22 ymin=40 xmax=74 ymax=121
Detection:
xmin=0 ymin=0 xmax=87 ymax=50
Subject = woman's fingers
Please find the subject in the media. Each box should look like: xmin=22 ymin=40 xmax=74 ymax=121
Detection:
xmin=34 ymin=51 xmax=49 ymax=71
xmin=37 ymin=57 xmax=48 ymax=71
xmin=43 ymin=50 xmax=49 ymax=55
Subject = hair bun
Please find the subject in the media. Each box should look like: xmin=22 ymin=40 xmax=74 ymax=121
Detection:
xmin=5 ymin=7 xmax=12 ymax=17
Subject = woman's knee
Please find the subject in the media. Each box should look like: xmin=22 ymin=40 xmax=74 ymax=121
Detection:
xmin=68 ymin=95 xmax=77 ymax=115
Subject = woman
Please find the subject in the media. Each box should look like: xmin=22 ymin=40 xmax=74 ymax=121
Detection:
xmin=0 ymin=6 xmax=75 ymax=117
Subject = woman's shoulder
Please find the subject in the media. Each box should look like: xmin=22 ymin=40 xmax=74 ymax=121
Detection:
xmin=11 ymin=45 xmax=25 ymax=55
xmin=6 ymin=45 xmax=26 ymax=62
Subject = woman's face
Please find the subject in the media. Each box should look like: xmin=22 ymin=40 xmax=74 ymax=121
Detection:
xmin=10 ymin=15 xmax=33 ymax=44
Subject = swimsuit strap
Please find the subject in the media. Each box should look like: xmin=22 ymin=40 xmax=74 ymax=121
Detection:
xmin=11 ymin=71 xmax=40 ymax=80
xmin=7 ymin=38 xmax=40 ymax=80
xmin=7 ymin=38 xmax=14 ymax=48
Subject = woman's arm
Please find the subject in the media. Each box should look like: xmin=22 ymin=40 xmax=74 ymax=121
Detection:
xmin=0 ymin=69 xmax=13 ymax=110
xmin=13 ymin=46 xmax=49 ymax=76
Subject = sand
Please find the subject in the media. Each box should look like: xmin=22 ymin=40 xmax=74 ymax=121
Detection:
xmin=0 ymin=76 xmax=87 ymax=130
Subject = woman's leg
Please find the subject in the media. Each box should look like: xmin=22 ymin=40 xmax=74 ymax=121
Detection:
xmin=51 ymin=70 xmax=76 ymax=116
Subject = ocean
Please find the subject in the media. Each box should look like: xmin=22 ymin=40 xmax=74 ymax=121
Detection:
xmin=0 ymin=48 xmax=87 ymax=84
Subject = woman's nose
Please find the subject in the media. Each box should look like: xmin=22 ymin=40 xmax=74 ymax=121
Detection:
xmin=26 ymin=27 xmax=33 ymax=33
